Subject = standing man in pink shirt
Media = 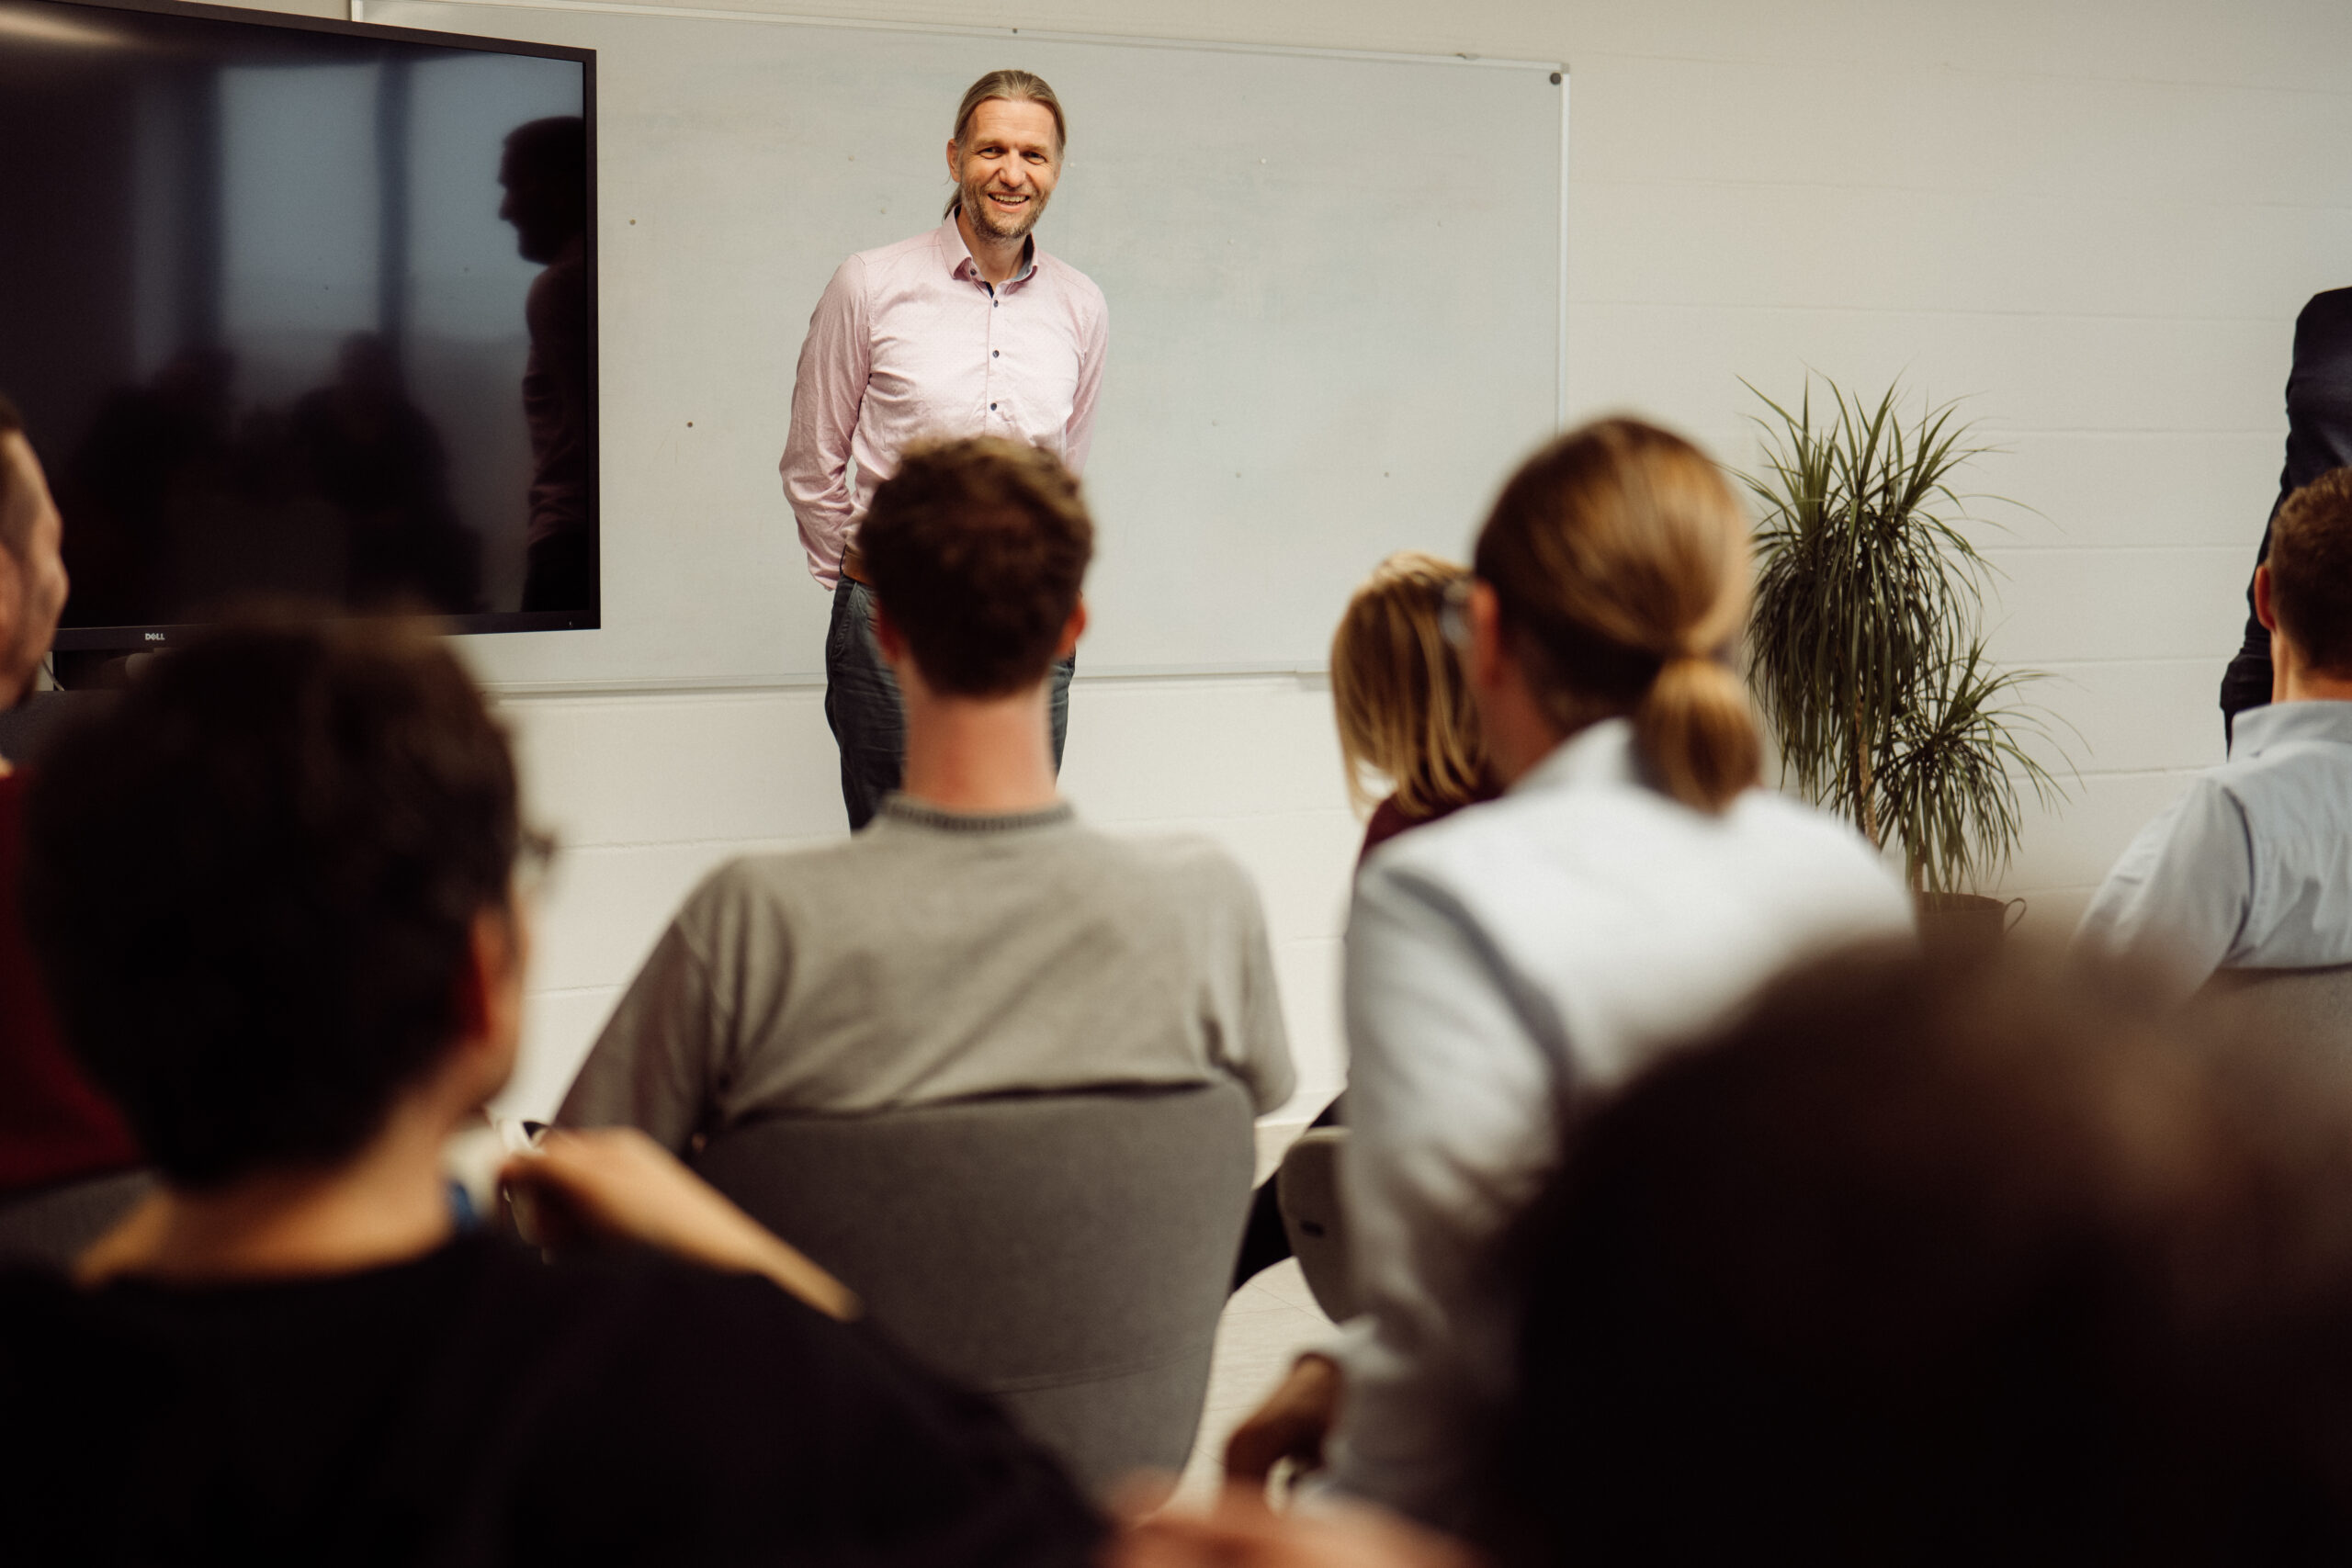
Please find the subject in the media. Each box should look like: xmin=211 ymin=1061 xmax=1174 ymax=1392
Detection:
xmin=782 ymin=70 xmax=1109 ymax=829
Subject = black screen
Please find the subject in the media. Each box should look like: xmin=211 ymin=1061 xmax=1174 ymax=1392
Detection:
xmin=0 ymin=0 xmax=595 ymax=647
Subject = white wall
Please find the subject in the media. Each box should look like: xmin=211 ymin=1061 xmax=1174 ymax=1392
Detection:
xmin=216 ymin=0 xmax=2352 ymax=1122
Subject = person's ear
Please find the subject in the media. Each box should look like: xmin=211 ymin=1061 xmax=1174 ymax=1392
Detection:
xmin=871 ymin=598 xmax=907 ymax=663
xmin=451 ymin=902 xmax=526 ymax=1097
xmin=944 ymin=135 xmax=960 ymax=182
xmin=1467 ymin=581 xmax=1510 ymax=693
xmin=2256 ymin=563 xmax=2278 ymax=633
xmin=0 ymin=544 xmax=25 ymax=708
xmin=1055 ymin=597 xmax=1087 ymax=660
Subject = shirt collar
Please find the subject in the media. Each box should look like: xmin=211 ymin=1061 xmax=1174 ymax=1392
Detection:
xmin=1510 ymin=716 xmax=1645 ymax=796
xmin=937 ymin=214 xmax=1038 ymax=287
xmin=878 ymin=795 xmax=1076 ymax=834
xmin=2229 ymin=699 xmax=2352 ymax=760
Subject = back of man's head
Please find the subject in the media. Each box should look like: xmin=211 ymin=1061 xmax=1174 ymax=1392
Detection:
xmin=2269 ymin=468 xmax=2352 ymax=676
xmin=859 ymin=436 xmax=1093 ymax=695
xmin=22 ymin=613 xmax=525 ymax=1190
xmin=1500 ymin=946 xmax=2352 ymax=1562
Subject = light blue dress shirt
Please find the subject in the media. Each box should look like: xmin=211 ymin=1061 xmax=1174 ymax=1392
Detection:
xmin=2075 ymin=700 xmax=2352 ymax=998
xmin=1325 ymin=718 xmax=1915 ymax=1528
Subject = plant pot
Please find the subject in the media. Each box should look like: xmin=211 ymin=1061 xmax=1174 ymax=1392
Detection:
xmin=1916 ymin=891 xmax=2018 ymax=958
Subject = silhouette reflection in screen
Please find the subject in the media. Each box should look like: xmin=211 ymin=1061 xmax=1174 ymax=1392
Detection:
xmin=290 ymin=333 xmax=481 ymax=614
xmin=500 ymin=115 xmax=591 ymax=614
xmin=63 ymin=347 xmax=237 ymax=627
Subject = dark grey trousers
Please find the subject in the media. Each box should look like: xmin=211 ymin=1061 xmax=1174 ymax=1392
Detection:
xmin=822 ymin=580 xmax=1074 ymax=831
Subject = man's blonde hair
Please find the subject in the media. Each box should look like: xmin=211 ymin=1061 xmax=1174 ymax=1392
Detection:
xmin=952 ymin=69 xmax=1067 ymax=151
xmin=1330 ymin=551 xmax=1487 ymax=819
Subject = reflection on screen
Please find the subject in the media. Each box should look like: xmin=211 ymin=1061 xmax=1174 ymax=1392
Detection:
xmin=0 ymin=0 xmax=592 ymax=635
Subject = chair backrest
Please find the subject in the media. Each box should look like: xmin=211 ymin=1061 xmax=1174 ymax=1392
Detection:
xmin=691 ymin=1078 xmax=1255 ymax=1499
xmin=1274 ymin=1128 xmax=1360 ymax=1324
xmin=2195 ymin=965 xmax=2352 ymax=1056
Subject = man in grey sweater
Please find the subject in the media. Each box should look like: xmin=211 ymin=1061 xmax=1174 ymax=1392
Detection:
xmin=559 ymin=436 xmax=1295 ymax=1147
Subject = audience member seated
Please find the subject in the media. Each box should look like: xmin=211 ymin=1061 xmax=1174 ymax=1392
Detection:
xmin=1333 ymin=550 xmax=1499 ymax=864
xmin=1492 ymin=944 xmax=2352 ymax=1562
xmin=2076 ymin=468 xmax=2352 ymax=1001
xmin=0 ymin=391 xmax=140 ymax=1202
xmin=1227 ymin=550 xmax=1496 ymax=1291
xmin=559 ymin=435 xmax=1295 ymax=1145
xmin=1226 ymin=418 xmax=1913 ymax=1528
xmin=0 ymin=613 xmax=1101 ymax=1565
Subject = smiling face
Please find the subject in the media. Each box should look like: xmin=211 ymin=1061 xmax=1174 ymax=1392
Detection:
xmin=947 ymin=97 xmax=1062 ymax=245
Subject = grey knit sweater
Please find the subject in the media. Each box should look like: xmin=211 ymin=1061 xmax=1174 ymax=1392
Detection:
xmin=558 ymin=796 xmax=1296 ymax=1149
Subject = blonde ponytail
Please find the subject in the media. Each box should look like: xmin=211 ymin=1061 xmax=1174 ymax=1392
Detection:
xmin=1475 ymin=418 xmax=1763 ymax=815
xmin=1635 ymin=653 xmax=1761 ymax=813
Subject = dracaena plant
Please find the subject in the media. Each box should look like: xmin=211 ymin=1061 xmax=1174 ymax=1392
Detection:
xmin=1740 ymin=375 xmax=2073 ymax=896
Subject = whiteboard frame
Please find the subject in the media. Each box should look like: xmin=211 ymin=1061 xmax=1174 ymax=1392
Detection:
xmin=353 ymin=0 xmax=1570 ymax=697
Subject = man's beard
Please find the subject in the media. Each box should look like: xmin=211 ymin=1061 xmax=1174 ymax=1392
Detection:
xmin=960 ymin=176 xmax=1048 ymax=243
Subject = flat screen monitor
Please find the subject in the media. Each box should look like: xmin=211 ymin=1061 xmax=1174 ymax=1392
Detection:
xmin=0 ymin=0 xmax=596 ymax=649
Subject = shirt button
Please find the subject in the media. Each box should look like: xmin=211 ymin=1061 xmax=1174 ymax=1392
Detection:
xmin=989 ymin=402 xmax=998 ymax=411
xmin=993 ymin=350 xmax=1001 ymax=357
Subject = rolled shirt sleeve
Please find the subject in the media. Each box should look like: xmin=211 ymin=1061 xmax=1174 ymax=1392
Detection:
xmin=2074 ymin=776 xmax=2254 ymax=1001
xmin=779 ymin=255 xmax=871 ymax=588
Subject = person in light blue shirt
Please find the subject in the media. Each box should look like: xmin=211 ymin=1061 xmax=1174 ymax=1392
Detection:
xmin=2078 ymin=467 xmax=2352 ymax=999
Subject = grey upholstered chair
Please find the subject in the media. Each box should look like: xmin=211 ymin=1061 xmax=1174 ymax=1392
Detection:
xmin=691 ymin=1079 xmax=1255 ymax=1500
xmin=0 ymin=1168 xmax=152 ymax=1271
xmin=2195 ymin=964 xmax=2352 ymax=1056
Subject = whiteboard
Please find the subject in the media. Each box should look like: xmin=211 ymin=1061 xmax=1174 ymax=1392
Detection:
xmin=359 ymin=0 xmax=1566 ymax=687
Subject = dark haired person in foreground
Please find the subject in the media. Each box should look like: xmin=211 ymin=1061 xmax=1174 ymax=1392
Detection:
xmin=1136 ymin=946 xmax=2352 ymax=1564
xmin=1498 ymin=945 xmax=2352 ymax=1562
xmin=1227 ymin=419 xmax=1910 ymax=1525
xmin=562 ymin=435 xmax=1292 ymax=1143
xmin=2078 ymin=467 xmax=2352 ymax=1000
xmin=0 ymin=614 xmax=1101 ymax=1565
xmin=0 ymin=392 xmax=141 ymax=1205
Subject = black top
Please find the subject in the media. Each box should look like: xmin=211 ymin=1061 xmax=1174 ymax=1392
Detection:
xmin=2222 ymin=288 xmax=2352 ymax=730
xmin=0 ymin=1234 xmax=1102 ymax=1567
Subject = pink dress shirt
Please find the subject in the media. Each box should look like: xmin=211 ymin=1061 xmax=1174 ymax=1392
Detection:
xmin=780 ymin=217 xmax=1110 ymax=587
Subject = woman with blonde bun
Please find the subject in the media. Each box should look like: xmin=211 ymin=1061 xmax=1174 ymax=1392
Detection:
xmin=1330 ymin=553 xmax=1499 ymax=863
xmin=1224 ymin=419 xmax=1914 ymax=1530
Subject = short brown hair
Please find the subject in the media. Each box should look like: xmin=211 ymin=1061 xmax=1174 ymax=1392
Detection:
xmin=1330 ymin=551 xmax=1486 ymax=818
xmin=858 ymin=437 xmax=1093 ymax=696
xmin=23 ymin=611 xmax=530 ymax=1189
xmin=2268 ymin=468 xmax=2352 ymax=674
xmin=1474 ymin=418 xmax=1760 ymax=813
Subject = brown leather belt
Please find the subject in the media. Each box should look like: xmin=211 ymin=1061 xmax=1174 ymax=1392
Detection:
xmin=840 ymin=543 xmax=874 ymax=588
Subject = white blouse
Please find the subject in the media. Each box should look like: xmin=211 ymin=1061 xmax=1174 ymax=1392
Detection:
xmin=1327 ymin=718 xmax=1914 ymax=1527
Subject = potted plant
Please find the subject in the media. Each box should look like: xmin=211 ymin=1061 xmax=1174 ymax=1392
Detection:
xmin=1740 ymin=376 xmax=2073 ymax=943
